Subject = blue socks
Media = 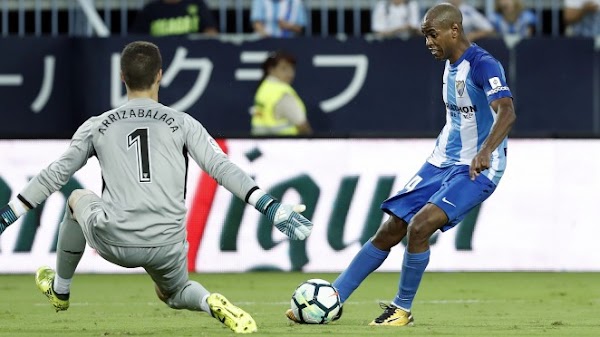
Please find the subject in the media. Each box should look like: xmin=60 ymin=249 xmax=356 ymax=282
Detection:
xmin=393 ymin=249 xmax=430 ymax=310
xmin=333 ymin=241 xmax=389 ymax=303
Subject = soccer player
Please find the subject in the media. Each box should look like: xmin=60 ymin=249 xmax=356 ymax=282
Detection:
xmin=286 ymin=3 xmax=516 ymax=326
xmin=0 ymin=41 xmax=313 ymax=334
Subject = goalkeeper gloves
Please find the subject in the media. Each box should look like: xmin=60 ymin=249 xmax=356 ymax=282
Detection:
xmin=255 ymin=194 xmax=313 ymax=240
xmin=0 ymin=204 xmax=18 ymax=235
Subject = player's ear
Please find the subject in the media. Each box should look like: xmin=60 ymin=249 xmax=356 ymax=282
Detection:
xmin=120 ymin=71 xmax=125 ymax=83
xmin=155 ymin=69 xmax=163 ymax=84
xmin=451 ymin=23 xmax=459 ymax=38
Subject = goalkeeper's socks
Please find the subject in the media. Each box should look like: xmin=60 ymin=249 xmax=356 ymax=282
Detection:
xmin=393 ymin=249 xmax=430 ymax=310
xmin=53 ymin=275 xmax=72 ymax=296
xmin=333 ymin=240 xmax=389 ymax=303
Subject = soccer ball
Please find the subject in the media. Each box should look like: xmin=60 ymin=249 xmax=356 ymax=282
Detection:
xmin=290 ymin=278 xmax=341 ymax=324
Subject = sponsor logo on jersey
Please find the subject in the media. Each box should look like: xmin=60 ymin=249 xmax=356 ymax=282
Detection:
xmin=488 ymin=77 xmax=502 ymax=89
xmin=486 ymin=86 xmax=510 ymax=96
xmin=446 ymin=103 xmax=477 ymax=119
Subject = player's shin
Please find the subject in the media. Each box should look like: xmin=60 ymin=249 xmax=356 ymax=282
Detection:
xmin=393 ymin=249 xmax=430 ymax=311
xmin=55 ymin=207 xmax=86 ymax=295
xmin=332 ymin=240 xmax=389 ymax=303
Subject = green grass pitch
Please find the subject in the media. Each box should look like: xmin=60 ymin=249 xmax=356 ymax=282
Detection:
xmin=0 ymin=272 xmax=598 ymax=336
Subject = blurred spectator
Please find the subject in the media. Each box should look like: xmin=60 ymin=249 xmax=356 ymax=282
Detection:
xmin=489 ymin=0 xmax=536 ymax=37
xmin=446 ymin=0 xmax=496 ymax=41
xmin=131 ymin=0 xmax=218 ymax=37
xmin=371 ymin=0 xmax=421 ymax=39
xmin=251 ymin=0 xmax=307 ymax=38
xmin=563 ymin=0 xmax=600 ymax=37
xmin=251 ymin=51 xmax=312 ymax=136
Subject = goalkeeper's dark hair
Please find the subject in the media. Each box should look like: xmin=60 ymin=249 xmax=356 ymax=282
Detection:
xmin=120 ymin=41 xmax=162 ymax=91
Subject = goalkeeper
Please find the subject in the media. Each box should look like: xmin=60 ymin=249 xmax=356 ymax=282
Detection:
xmin=0 ymin=41 xmax=312 ymax=334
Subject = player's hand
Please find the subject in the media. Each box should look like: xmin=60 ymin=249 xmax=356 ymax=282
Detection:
xmin=255 ymin=194 xmax=313 ymax=240
xmin=469 ymin=149 xmax=492 ymax=180
xmin=270 ymin=203 xmax=313 ymax=240
xmin=0 ymin=204 xmax=19 ymax=235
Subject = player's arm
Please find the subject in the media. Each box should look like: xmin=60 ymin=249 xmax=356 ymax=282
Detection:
xmin=470 ymin=97 xmax=516 ymax=179
xmin=182 ymin=114 xmax=313 ymax=240
xmin=470 ymin=58 xmax=516 ymax=179
xmin=0 ymin=119 xmax=95 ymax=234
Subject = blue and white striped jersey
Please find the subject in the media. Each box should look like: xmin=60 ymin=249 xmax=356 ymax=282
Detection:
xmin=251 ymin=0 xmax=307 ymax=38
xmin=427 ymin=44 xmax=512 ymax=185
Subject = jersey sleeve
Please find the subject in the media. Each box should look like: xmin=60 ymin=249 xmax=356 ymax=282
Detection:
xmin=19 ymin=119 xmax=95 ymax=208
xmin=293 ymin=1 xmax=307 ymax=26
xmin=250 ymin=0 xmax=265 ymax=22
xmin=182 ymin=114 xmax=257 ymax=201
xmin=371 ymin=2 xmax=386 ymax=32
xmin=472 ymin=55 xmax=513 ymax=104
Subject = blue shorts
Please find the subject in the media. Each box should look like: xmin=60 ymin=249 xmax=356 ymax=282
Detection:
xmin=381 ymin=162 xmax=496 ymax=232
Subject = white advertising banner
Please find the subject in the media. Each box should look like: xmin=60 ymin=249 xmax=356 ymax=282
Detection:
xmin=0 ymin=139 xmax=598 ymax=273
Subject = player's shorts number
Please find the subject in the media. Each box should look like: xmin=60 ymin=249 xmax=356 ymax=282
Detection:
xmin=127 ymin=128 xmax=152 ymax=183
xmin=404 ymin=175 xmax=422 ymax=192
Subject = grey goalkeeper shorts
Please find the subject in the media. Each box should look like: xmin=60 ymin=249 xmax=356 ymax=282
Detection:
xmin=70 ymin=192 xmax=189 ymax=296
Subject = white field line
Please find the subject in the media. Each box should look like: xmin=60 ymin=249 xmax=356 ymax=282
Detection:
xmin=32 ymin=299 xmax=534 ymax=307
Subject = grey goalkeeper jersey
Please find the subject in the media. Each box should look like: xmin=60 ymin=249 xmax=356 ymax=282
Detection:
xmin=19 ymin=98 xmax=257 ymax=247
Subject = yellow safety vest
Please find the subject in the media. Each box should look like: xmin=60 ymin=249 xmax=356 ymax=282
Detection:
xmin=252 ymin=79 xmax=306 ymax=136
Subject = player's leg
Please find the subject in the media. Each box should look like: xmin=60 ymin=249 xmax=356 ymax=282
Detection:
xmin=35 ymin=189 xmax=96 ymax=312
xmin=368 ymin=203 xmax=446 ymax=326
xmin=147 ymin=242 xmax=210 ymax=312
xmin=331 ymin=163 xmax=443 ymax=308
xmin=269 ymin=163 xmax=442 ymax=324
xmin=374 ymin=166 xmax=496 ymax=326
xmin=331 ymin=215 xmax=407 ymax=306
xmin=147 ymin=241 xmax=257 ymax=333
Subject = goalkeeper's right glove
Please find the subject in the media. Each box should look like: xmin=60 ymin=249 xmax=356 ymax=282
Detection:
xmin=0 ymin=204 xmax=19 ymax=235
xmin=255 ymin=194 xmax=313 ymax=240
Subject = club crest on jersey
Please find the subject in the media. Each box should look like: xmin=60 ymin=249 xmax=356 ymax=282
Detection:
xmin=456 ymin=80 xmax=466 ymax=97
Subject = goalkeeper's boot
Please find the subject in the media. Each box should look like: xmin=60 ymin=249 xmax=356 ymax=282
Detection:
xmin=368 ymin=302 xmax=414 ymax=326
xmin=35 ymin=266 xmax=69 ymax=312
xmin=207 ymin=293 xmax=257 ymax=334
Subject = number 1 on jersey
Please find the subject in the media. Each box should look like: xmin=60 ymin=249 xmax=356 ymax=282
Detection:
xmin=127 ymin=128 xmax=151 ymax=183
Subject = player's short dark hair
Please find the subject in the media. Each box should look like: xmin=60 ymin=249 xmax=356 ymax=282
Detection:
xmin=120 ymin=41 xmax=162 ymax=91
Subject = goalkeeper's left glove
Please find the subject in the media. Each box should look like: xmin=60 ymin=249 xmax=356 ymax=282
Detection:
xmin=0 ymin=204 xmax=19 ymax=235
xmin=255 ymin=194 xmax=313 ymax=240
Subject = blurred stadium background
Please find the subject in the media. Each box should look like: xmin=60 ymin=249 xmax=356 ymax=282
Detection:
xmin=0 ymin=0 xmax=599 ymax=336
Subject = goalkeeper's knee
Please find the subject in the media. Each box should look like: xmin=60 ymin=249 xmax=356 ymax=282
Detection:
xmin=67 ymin=189 xmax=95 ymax=211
